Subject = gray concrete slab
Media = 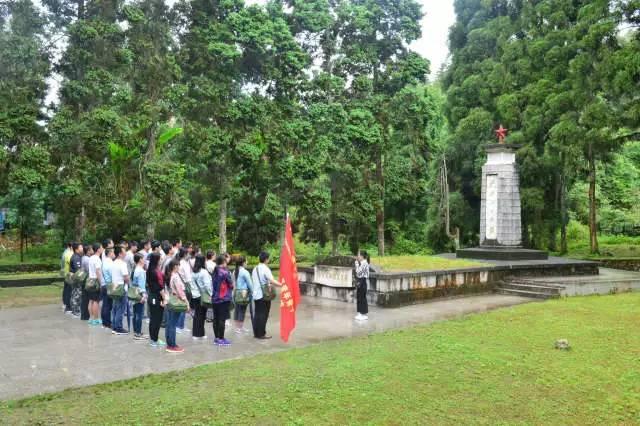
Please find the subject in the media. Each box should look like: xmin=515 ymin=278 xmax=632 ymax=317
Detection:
xmin=0 ymin=294 xmax=531 ymax=401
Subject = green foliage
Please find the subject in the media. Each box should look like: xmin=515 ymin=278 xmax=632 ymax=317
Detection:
xmin=444 ymin=0 xmax=640 ymax=251
xmin=3 ymin=0 xmax=637 ymax=257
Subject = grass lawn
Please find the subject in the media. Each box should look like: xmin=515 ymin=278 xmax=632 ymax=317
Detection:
xmin=4 ymin=293 xmax=639 ymax=424
xmin=373 ymin=255 xmax=485 ymax=272
xmin=561 ymin=234 xmax=640 ymax=259
xmin=0 ymin=284 xmax=62 ymax=309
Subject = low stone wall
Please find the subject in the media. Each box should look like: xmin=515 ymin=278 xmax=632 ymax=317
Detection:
xmin=0 ymin=275 xmax=61 ymax=288
xmin=0 ymin=263 xmax=59 ymax=273
xmin=298 ymin=260 xmax=599 ymax=308
xmin=592 ymin=258 xmax=640 ymax=272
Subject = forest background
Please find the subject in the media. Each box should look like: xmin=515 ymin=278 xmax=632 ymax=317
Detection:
xmin=1 ymin=0 xmax=639 ymax=263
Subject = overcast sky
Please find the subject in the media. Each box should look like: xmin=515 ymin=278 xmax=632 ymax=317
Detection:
xmin=412 ymin=0 xmax=455 ymax=77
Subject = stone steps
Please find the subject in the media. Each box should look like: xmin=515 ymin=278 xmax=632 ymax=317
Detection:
xmin=495 ymin=279 xmax=561 ymax=300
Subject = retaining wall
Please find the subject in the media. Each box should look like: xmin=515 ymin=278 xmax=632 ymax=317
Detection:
xmin=298 ymin=260 xmax=598 ymax=308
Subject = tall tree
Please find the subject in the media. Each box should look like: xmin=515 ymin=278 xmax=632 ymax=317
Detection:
xmin=0 ymin=0 xmax=52 ymax=260
xmin=299 ymin=0 xmax=429 ymax=255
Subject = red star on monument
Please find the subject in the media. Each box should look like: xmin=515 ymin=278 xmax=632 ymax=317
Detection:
xmin=495 ymin=125 xmax=508 ymax=144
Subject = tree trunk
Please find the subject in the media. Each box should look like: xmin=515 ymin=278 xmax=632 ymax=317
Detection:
xmin=330 ymin=174 xmax=338 ymax=256
xmin=588 ymin=145 xmax=599 ymax=254
xmin=219 ymin=199 xmax=227 ymax=254
xmin=75 ymin=205 xmax=86 ymax=242
xmin=146 ymin=222 xmax=155 ymax=240
xmin=560 ymin=168 xmax=568 ymax=255
xmin=375 ymin=151 xmax=385 ymax=256
xmin=20 ymin=219 xmax=24 ymax=263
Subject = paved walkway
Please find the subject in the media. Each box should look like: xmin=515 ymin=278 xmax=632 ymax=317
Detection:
xmin=0 ymin=294 xmax=530 ymax=401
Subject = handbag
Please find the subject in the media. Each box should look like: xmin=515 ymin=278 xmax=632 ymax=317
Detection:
xmin=127 ymin=286 xmax=143 ymax=302
xmin=71 ymin=270 xmax=87 ymax=288
xmin=234 ymin=288 xmax=250 ymax=306
xmin=257 ymin=267 xmax=276 ymax=301
xmin=107 ymin=282 xmax=125 ymax=298
xmin=85 ymin=278 xmax=100 ymax=292
xmin=200 ymin=280 xmax=213 ymax=308
xmin=178 ymin=272 xmax=193 ymax=300
xmin=167 ymin=293 xmax=188 ymax=312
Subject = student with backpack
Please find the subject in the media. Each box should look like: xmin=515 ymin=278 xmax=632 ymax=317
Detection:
xmin=191 ymin=254 xmax=211 ymax=340
xmin=110 ymin=246 xmax=130 ymax=335
xmin=211 ymin=255 xmax=234 ymax=346
xmin=251 ymin=251 xmax=280 ymax=339
xmin=79 ymin=245 xmax=92 ymax=321
xmin=146 ymin=252 xmax=166 ymax=347
xmin=69 ymin=243 xmax=84 ymax=318
xmin=131 ymin=253 xmax=148 ymax=340
xmin=166 ymin=259 xmax=187 ymax=353
xmin=86 ymin=243 xmax=103 ymax=326
xmin=233 ymin=256 xmax=252 ymax=334
xmin=61 ymin=242 xmax=73 ymax=314
xmin=101 ymin=247 xmax=115 ymax=329
xmin=176 ymin=248 xmax=193 ymax=334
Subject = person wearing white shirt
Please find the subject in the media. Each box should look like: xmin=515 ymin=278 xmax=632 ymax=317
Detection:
xmin=250 ymin=251 xmax=281 ymax=339
xmin=111 ymin=246 xmax=131 ymax=335
xmin=87 ymin=243 xmax=104 ymax=326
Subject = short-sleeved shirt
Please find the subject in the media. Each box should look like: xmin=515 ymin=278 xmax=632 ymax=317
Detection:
xmin=62 ymin=249 xmax=72 ymax=274
xmin=89 ymin=255 xmax=102 ymax=280
xmin=125 ymin=251 xmax=135 ymax=275
xmin=251 ymin=263 xmax=274 ymax=301
xmin=102 ymin=257 xmax=113 ymax=285
xmin=81 ymin=256 xmax=90 ymax=273
xmin=70 ymin=253 xmax=82 ymax=273
xmin=112 ymin=258 xmax=129 ymax=286
xmin=132 ymin=266 xmax=147 ymax=293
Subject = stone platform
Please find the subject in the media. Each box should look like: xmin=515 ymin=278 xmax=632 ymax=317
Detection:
xmin=299 ymin=256 xmax=599 ymax=308
xmin=497 ymin=267 xmax=640 ymax=298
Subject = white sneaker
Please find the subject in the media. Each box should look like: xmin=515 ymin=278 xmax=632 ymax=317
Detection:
xmin=354 ymin=313 xmax=363 ymax=320
xmin=360 ymin=315 xmax=369 ymax=321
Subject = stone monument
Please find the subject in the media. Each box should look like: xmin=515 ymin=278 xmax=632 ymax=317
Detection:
xmin=457 ymin=125 xmax=547 ymax=260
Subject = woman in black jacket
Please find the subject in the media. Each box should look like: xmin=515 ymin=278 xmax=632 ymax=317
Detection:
xmin=146 ymin=253 xmax=166 ymax=347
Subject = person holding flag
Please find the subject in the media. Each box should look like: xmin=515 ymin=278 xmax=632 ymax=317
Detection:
xmin=278 ymin=215 xmax=301 ymax=343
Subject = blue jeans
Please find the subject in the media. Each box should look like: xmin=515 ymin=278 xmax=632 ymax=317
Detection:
xmin=100 ymin=287 xmax=112 ymax=326
xmin=177 ymin=312 xmax=185 ymax=329
xmin=112 ymin=296 xmax=126 ymax=331
xmin=133 ymin=302 xmax=144 ymax=334
xmin=165 ymin=309 xmax=178 ymax=347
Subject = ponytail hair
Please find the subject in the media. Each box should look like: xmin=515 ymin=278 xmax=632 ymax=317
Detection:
xmin=234 ymin=255 xmax=246 ymax=281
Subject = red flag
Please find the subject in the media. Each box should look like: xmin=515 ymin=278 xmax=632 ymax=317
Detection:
xmin=279 ymin=215 xmax=300 ymax=342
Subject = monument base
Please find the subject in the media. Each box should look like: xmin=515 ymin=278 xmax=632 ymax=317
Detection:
xmin=456 ymin=246 xmax=548 ymax=261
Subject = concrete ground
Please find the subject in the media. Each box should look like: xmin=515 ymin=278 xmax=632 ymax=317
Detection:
xmin=0 ymin=294 xmax=530 ymax=401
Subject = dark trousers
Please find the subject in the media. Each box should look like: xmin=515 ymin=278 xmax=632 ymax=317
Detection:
xmin=212 ymin=302 xmax=230 ymax=339
xmin=357 ymin=278 xmax=368 ymax=314
xmin=148 ymin=294 xmax=164 ymax=342
xmin=80 ymin=288 xmax=90 ymax=320
xmin=252 ymin=299 xmax=271 ymax=338
xmin=190 ymin=298 xmax=207 ymax=338
xmin=100 ymin=286 xmax=113 ymax=327
xmin=63 ymin=282 xmax=71 ymax=311
xmin=133 ymin=302 xmax=144 ymax=334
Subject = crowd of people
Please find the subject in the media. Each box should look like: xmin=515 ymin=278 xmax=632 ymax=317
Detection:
xmin=60 ymin=239 xmax=281 ymax=353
